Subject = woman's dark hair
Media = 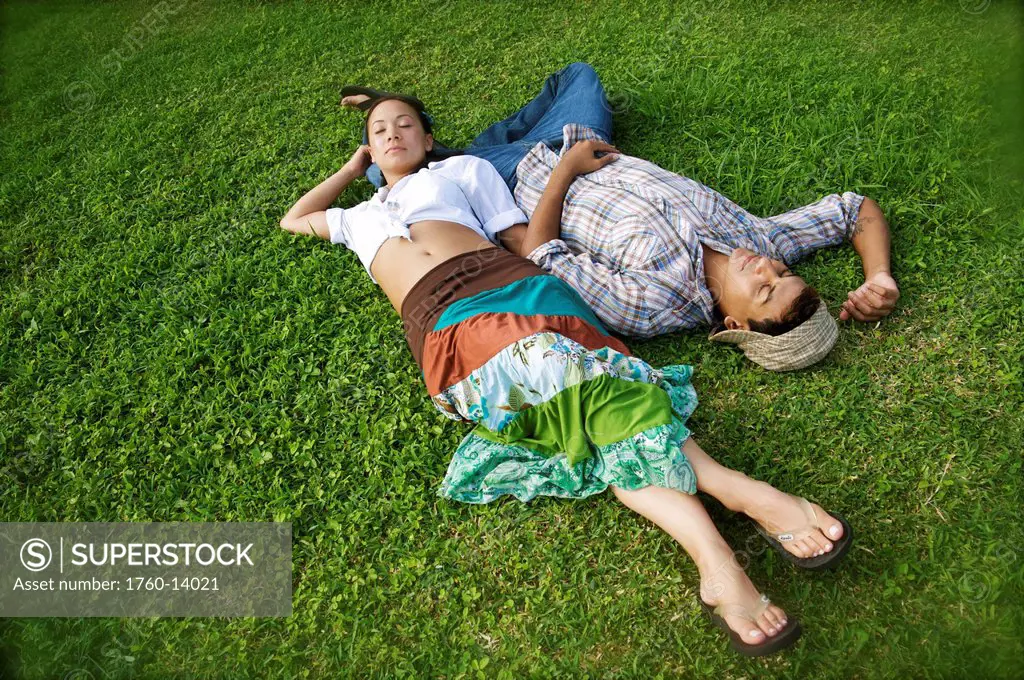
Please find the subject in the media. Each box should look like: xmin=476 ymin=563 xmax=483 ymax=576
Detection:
xmin=363 ymin=94 xmax=462 ymax=170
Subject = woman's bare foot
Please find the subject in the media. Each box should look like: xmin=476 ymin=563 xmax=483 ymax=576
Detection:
xmin=682 ymin=438 xmax=845 ymax=560
xmin=698 ymin=547 xmax=789 ymax=645
xmin=745 ymin=484 xmax=844 ymax=559
xmin=340 ymin=93 xmax=371 ymax=109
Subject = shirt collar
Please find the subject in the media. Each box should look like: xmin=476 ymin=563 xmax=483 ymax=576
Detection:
xmin=374 ymin=172 xmax=414 ymax=203
xmin=376 ymin=159 xmax=448 ymax=202
xmin=692 ymin=245 xmax=720 ymax=325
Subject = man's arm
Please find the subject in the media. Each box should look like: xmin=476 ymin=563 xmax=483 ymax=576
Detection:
xmin=497 ymin=224 xmax=528 ymax=255
xmin=841 ymin=197 xmax=900 ymax=322
xmin=517 ymin=167 xmax=576 ymax=256
xmin=526 ymin=241 xmax=670 ymax=338
xmin=502 ymin=139 xmax=619 ymax=257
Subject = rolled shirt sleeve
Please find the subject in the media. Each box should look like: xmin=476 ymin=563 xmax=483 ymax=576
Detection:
xmin=325 ymin=207 xmax=350 ymax=246
xmin=457 ymin=156 xmax=529 ymax=239
xmin=769 ymin=191 xmax=867 ymax=264
xmin=325 ymin=205 xmax=385 ymax=284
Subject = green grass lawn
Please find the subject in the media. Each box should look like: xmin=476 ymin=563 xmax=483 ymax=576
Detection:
xmin=2 ymin=0 xmax=1022 ymax=677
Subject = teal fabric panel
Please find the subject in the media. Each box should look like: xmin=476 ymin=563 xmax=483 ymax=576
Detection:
xmin=433 ymin=275 xmax=610 ymax=334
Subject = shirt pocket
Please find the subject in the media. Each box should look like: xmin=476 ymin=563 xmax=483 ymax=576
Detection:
xmin=615 ymin=231 xmax=659 ymax=271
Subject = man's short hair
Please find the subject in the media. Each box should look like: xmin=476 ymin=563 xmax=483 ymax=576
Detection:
xmin=747 ymin=287 xmax=822 ymax=336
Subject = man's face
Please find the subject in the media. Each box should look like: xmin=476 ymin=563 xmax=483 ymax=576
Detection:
xmin=717 ymin=247 xmax=808 ymax=330
xmin=366 ymin=99 xmax=433 ymax=178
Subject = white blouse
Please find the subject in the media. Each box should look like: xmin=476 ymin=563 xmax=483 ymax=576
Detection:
xmin=325 ymin=155 xmax=528 ymax=283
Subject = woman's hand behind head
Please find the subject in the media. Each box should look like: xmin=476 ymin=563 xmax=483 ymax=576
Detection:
xmin=344 ymin=145 xmax=373 ymax=175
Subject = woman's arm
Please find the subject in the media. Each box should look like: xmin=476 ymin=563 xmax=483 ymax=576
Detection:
xmin=279 ymin=146 xmax=371 ymax=239
xmin=507 ymin=139 xmax=619 ymax=257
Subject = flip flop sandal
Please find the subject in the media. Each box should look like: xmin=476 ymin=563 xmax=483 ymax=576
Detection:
xmin=699 ymin=594 xmax=802 ymax=657
xmin=750 ymin=497 xmax=854 ymax=571
xmin=340 ymin=85 xmax=386 ymax=110
xmin=340 ymin=85 xmax=426 ymax=112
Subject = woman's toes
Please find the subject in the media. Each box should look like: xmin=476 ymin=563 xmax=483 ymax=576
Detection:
xmin=794 ymin=538 xmax=814 ymax=558
xmin=770 ymin=605 xmax=789 ymax=627
xmin=815 ymin=504 xmax=844 ymax=540
xmin=815 ymin=531 xmax=835 ymax=554
xmin=742 ymin=625 xmax=766 ymax=644
xmin=802 ymin=532 xmax=835 ymax=557
xmin=806 ymin=533 xmax=827 ymax=556
xmin=761 ymin=610 xmax=783 ymax=635
xmin=757 ymin=606 xmax=792 ymax=637
xmin=715 ymin=609 xmax=765 ymax=644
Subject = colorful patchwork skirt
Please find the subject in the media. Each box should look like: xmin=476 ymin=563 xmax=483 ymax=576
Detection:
xmin=401 ymin=247 xmax=698 ymax=504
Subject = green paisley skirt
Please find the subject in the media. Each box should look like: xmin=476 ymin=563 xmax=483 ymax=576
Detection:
xmin=401 ymin=247 xmax=698 ymax=504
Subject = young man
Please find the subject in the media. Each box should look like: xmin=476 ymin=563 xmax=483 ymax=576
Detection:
xmin=341 ymin=63 xmax=899 ymax=370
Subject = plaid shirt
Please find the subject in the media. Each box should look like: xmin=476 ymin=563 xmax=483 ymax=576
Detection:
xmin=514 ymin=124 xmax=865 ymax=338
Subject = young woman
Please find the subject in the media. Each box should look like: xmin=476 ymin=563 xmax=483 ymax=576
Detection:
xmin=279 ymin=92 xmax=852 ymax=656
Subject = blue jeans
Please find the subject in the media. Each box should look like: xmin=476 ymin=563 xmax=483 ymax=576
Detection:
xmin=364 ymin=62 xmax=613 ymax=191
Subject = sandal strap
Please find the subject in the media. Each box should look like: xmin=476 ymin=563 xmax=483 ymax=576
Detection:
xmin=772 ymin=498 xmax=819 ymax=543
xmin=713 ymin=593 xmax=772 ymax=621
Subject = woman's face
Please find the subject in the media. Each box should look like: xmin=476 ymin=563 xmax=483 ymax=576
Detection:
xmin=366 ymin=99 xmax=433 ymax=180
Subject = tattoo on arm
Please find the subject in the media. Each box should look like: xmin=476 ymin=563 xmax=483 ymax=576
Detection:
xmin=852 ymin=214 xmax=867 ymax=238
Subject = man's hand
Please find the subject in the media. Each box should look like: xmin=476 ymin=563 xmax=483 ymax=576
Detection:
xmin=556 ymin=139 xmax=619 ymax=178
xmin=518 ymin=140 xmax=619 ymax=259
xmin=343 ymin=145 xmax=372 ymax=175
xmin=839 ymin=271 xmax=900 ymax=322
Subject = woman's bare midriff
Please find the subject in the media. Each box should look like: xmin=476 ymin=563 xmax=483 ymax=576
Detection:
xmin=369 ymin=220 xmax=501 ymax=314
